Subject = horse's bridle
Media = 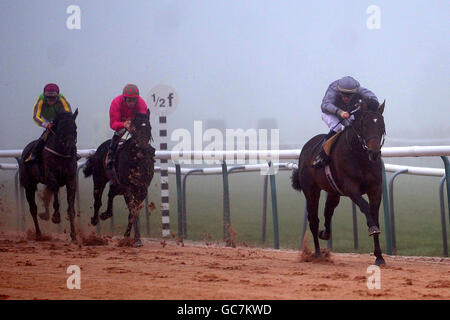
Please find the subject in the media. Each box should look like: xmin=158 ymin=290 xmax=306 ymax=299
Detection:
xmin=129 ymin=121 xmax=152 ymax=146
xmin=45 ymin=124 xmax=77 ymax=158
xmin=347 ymin=110 xmax=386 ymax=153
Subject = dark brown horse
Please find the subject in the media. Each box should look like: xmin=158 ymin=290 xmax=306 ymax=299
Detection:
xmin=83 ymin=111 xmax=155 ymax=247
xmin=19 ymin=109 xmax=79 ymax=242
xmin=292 ymin=97 xmax=386 ymax=265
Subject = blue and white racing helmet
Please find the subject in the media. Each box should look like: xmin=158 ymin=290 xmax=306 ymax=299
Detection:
xmin=337 ymin=76 xmax=360 ymax=94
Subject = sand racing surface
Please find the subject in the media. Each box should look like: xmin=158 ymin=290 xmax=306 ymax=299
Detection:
xmin=0 ymin=230 xmax=449 ymax=300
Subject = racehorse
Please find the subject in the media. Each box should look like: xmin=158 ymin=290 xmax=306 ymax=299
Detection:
xmin=20 ymin=109 xmax=79 ymax=242
xmin=291 ymin=96 xmax=386 ymax=265
xmin=83 ymin=110 xmax=155 ymax=247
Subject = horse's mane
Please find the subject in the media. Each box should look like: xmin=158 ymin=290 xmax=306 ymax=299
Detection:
xmin=363 ymin=98 xmax=380 ymax=112
xmin=133 ymin=112 xmax=148 ymax=122
xmin=53 ymin=111 xmax=77 ymax=133
xmin=53 ymin=111 xmax=73 ymax=122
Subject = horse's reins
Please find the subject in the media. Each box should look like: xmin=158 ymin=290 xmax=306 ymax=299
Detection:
xmin=44 ymin=146 xmax=72 ymax=158
xmin=311 ymin=102 xmax=363 ymax=152
xmin=44 ymin=125 xmax=76 ymax=159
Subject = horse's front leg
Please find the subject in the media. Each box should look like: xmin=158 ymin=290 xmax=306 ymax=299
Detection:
xmin=44 ymin=175 xmax=61 ymax=224
xmin=123 ymin=191 xmax=144 ymax=247
xmin=100 ymin=183 xmax=119 ymax=221
xmin=319 ymin=192 xmax=340 ymax=240
xmin=368 ymin=189 xmax=385 ymax=266
xmin=38 ymin=186 xmax=52 ymax=221
xmin=349 ymin=192 xmax=379 ymax=236
xmin=66 ymin=179 xmax=77 ymax=242
xmin=51 ymin=188 xmax=61 ymax=224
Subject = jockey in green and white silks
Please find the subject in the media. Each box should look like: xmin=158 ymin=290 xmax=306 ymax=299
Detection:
xmin=26 ymin=83 xmax=72 ymax=162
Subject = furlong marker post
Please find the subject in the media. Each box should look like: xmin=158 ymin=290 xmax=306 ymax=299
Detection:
xmin=159 ymin=115 xmax=170 ymax=237
xmin=148 ymin=85 xmax=178 ymax=238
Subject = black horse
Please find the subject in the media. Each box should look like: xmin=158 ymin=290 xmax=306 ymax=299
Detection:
xmin=291 ymin=96 xmax=387 ymax=265
xmin=19 ymin=109 xmax=79 ymax=242
xmin=83 ymin=110 xmax=155 ymax=247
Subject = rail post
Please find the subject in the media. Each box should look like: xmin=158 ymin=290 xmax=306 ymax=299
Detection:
xmin=388 ymin=168 xmax=408 ymax=255
xmin=352 ymin=202 xmax=358 ymax=250
xmin=175 ymin=163 xmax=183 ymax=238
xmin=324 ymin=192 xmax=332 ymax=250
xmin=76 ymin=161 xmax=86 ymax=228
xmin=441 ymin=156 xmax=450 ymax=225
xmin=261 ymin=174 xmax=268 ymax=243
xmin=181 ymin=169 xmax=203 ymax=238
xmin=268 ymin=161 xmax=279 ymax=249
xmin=381 ymin=160 xmax=393 ymax=255
xmin=15 ymin=157 xmax=26 ymax=231
xmin=221 ymin=161 xmax=231 ymax=245
xmin=144 ymin=193 xmax=150 ymax=236
xmin=439 ymin=176 xmax=448 ymax=257
xmin=14 ymin=169 xmax=21 ymax=231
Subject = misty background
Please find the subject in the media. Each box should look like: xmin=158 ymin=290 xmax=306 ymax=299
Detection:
xmin=0 ymin=0 xmax=449 ymax=153
xmin=0 ymin=1 xmax=449 ymax=255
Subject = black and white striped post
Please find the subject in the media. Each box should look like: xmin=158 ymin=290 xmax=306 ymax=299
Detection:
xmin=159 ymin=115 xmax=170 ymax=237
xmin=148 ymin=84 xmax=178 ymax=238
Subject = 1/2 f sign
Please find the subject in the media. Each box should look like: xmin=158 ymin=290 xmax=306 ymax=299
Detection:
xmin=147 ymin=84 xmax=178 ymax=116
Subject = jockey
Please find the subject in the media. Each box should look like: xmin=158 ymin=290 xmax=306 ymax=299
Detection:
xmin=27 ymin=83 xmax=72 ymax=162
xmin=107 ymin=84 xmax=149 ymax=169
xmin=312 ymin=76 xmax=378 ymax=168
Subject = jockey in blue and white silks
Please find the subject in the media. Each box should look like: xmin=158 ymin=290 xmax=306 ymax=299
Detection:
xmin=312 ymin=76 xmax=378 ymax=168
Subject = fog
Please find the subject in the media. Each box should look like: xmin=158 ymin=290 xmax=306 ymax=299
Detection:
xmin=0 ymin=0 xmax=449 ymax=151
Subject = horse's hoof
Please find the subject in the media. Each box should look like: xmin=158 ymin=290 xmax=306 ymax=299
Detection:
xmin=91 ymin=216 xmax=98 ymax=226
xmin=133 ymin=239 xmax=143 ymax=248
xmin=375 ymin=257 xmax=386 ymax=266
xmin=100 ymin=211 xmax=112 ymax=221
xmin=52 ymin=214 xmax=61 ymax=224
xmin=319 ymin=230 xmax=330 ymax=240
xmin=38 ymin=212 xmax=49 ymax=221
xmin=368 ymin=226 xmax=380 ymax=236
xmin=314 ymin=251 xmax=322 ymax=259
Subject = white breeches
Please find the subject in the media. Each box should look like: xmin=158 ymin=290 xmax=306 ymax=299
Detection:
xmin=321 ymin=112 xmax=354 ymax=132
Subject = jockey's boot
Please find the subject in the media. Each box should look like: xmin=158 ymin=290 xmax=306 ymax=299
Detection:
xmin=312 ymin=148 xmax=330 ymax=168
xmin=26 ymin=137 xmax=45 ymax=163
xmin=106 ymin=143 xmax=118 ymax=170
xmin=106 ymin=132 xmax=122 ymax=170
xmin=312 ymin=130 xmax=336 ymax=168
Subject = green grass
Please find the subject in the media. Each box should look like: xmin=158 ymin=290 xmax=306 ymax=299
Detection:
xmin=0 ymin=167 xmax=448 ymax=257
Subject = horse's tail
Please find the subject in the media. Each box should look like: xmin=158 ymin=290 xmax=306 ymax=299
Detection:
xmin=83 ymin=156 xmax=94 ymax=178
xmin=291 ymin=168 xmax=302 ymax=192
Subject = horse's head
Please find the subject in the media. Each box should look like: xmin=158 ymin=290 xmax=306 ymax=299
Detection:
xmin=352 ymin=99 xmax=386 ymax=162
xmin=129 ymin=110 xmax=152 ymax=149
xmin=52 ymin=109 xmax=78 ymax=156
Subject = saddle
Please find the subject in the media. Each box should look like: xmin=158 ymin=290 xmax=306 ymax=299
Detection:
xmin=23 ymin=148 xmax=36 ymax=163
xmin=322 ymin=131 xmax=343 ymax=157
xmin=24 ymin=131 xmax=50 ymax=163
